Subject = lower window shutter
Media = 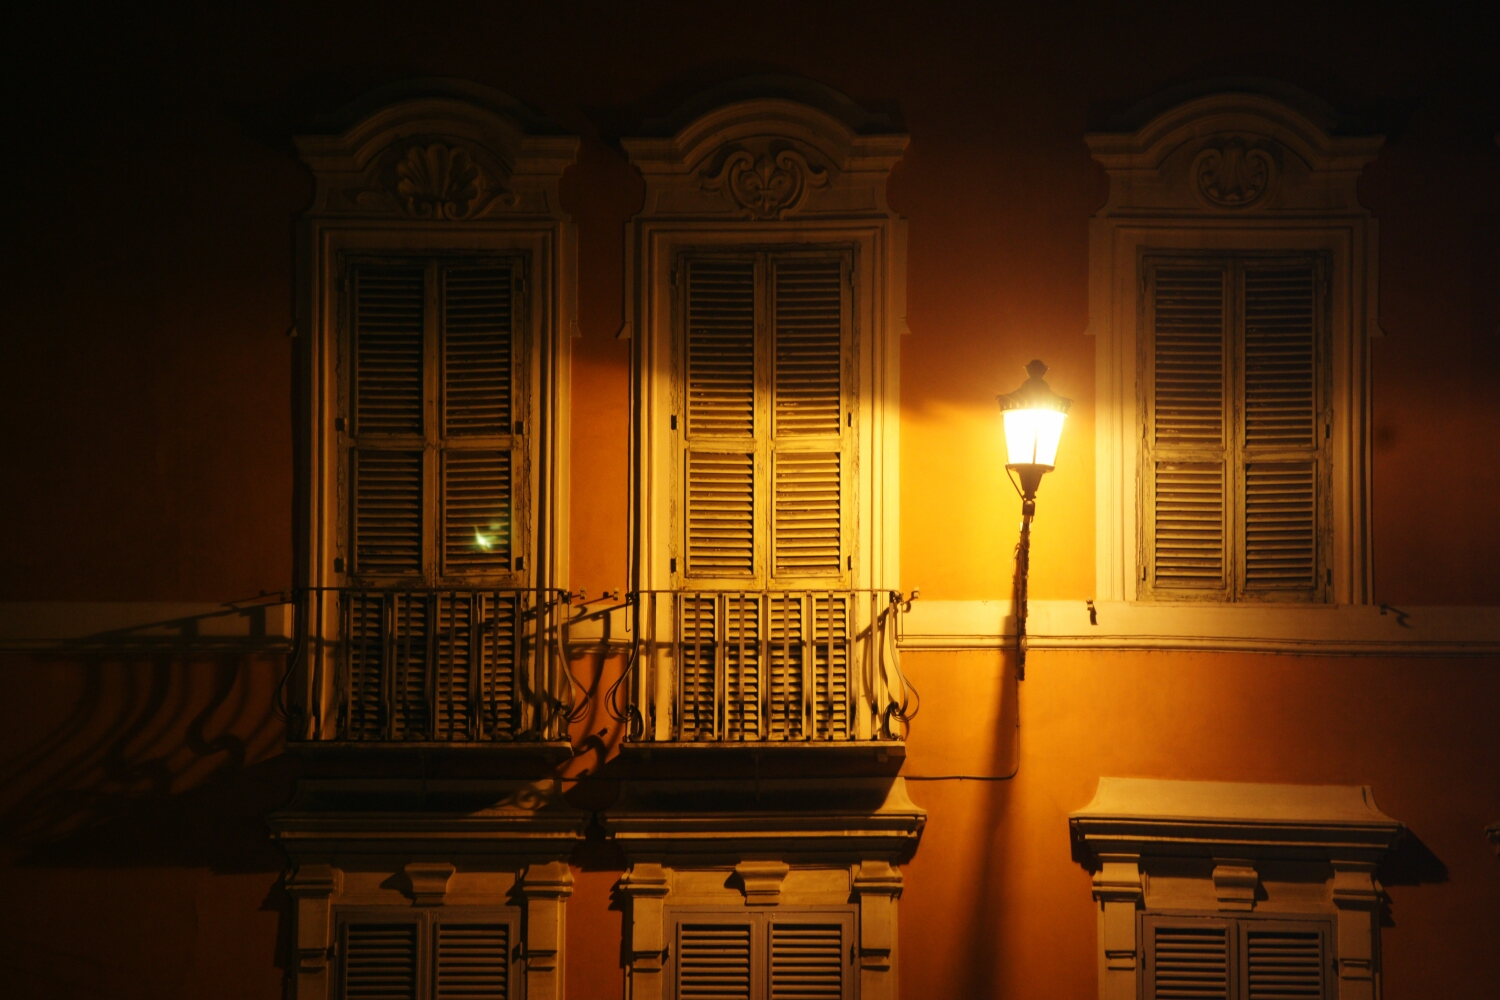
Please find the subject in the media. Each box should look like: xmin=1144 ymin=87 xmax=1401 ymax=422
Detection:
xmin=435 ymin=921 xmax=511 ymax=1000
xmin=1243 ymin=924 xmax=1326 ymax=999
xmin=677 ymin=922 xmax=753 ymax=999
xmin=723 ymin=592 xmax=761 ymax=739
xmin=679 ymin=595 xmax=718 ymax=739
xmin=810 ymin=595 xmax=850 ymax=739
xmin=344 ymin=922 xmax=419 ymax=1000
xmin=442 ymin=450 xmax=513 ymax=575
xmin=345 ymin=591 xmax=430 ymax=740
xmin=1144 ymin=918 xmax=1230 ymax=1000
xmin=1146 ymin=264 xmax=1230 ymax=598
xmin=354 ymin=449 xmax=425 ymax=576
xmin=769 ymin=922 xmax=845 ymax=999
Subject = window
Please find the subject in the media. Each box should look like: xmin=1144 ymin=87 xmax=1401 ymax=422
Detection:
xmin=1142 ymin=913 xmax=1332 ymax=1000
xmin=667 ymin=909 xmax=854 ymax=1000
xmin=292 ymin=85 xmax=578 ymax=743
xmin=339 ymin=908 xmax=519 ymax=1000
xmin=1085 ymin=89 xmax=1384 ymax=636
xmin=620 ymin=91 xmax=909 ymax=742
xmin=1140 ymin=253 xmax=1331 ymax=602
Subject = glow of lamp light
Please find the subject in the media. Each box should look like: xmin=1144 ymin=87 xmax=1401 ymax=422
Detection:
xmin=474 ymin=528 xmax=494 ymax=551
xmin=1001 ymin=408 xmax=1065 ymax=468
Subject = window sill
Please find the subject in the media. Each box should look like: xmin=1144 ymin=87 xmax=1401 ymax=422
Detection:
xmin=897 ymin=599 xmax=1500 ymax=655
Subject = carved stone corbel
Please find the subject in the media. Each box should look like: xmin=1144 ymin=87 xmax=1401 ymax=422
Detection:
xmin=1092 ymin=856 xmax=1143 ymax=1000
xmin=1331 ymin=861 xmax=1382 ymax=999
xmin=1212 ymin=860 xmax=1258 ymax=911
xmin=734 ymin=860 xmax=790 ymax=905
xmin=286 ymin=863 xmax=342 ymax=1000
xmin=619 ymin=864 xmax=672 ymax=1000
xmin=852 ymin=861 xmax=903 ymax=1000
xmin=517 ymin=861 xmax=574 ymax=1000
xmin=404 ymin=861 xmax=455 ymax=906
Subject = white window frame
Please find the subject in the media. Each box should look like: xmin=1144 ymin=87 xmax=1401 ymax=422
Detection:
xmin=619 ymin=95 xmax=908 ymax=740
xmin=1084 ymin=92 xmax=1385 ymax=647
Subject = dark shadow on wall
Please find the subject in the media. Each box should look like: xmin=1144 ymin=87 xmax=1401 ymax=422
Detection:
xmin=0 ymin=604 xmax=294 ymax=874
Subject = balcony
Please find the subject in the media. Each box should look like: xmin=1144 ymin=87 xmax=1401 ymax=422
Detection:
xmin=287 ymin=587 xmax=575 ymax=747
xmin=612 ymin=589 xmax=916 ymax=749
xmin=284 ymin=586 xmax=917 ymax=754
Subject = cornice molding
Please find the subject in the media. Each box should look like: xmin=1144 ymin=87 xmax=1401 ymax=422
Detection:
xmin=604 ymin=777 xmax=925 ymax=862
xmin=267 ymin=778 xmax=588 ymax=861
xmin=1070 ymin=777 xmax=1402 ymax=864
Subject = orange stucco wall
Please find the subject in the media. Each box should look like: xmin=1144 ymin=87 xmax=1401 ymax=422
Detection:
xmin=1 ymin=3 xmax=1497 ymax=997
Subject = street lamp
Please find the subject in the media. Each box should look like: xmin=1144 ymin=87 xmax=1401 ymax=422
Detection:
xmin=996 ymin=359 xmax=1071 ymax=678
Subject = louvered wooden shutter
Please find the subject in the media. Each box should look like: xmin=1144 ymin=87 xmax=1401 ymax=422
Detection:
xmin=1242 ymin=923 xmax=1326 ymax=999
xmin=344 ymin=922 xmax=419 ymax=1000
xmin=771 ymin=258 xmax=847 ymax=583
xmin=1144 ymin=264 xmax=1230 ymax=597
xmin=435 ymin=921 xmax=510 ymax=1000
xmin=679 ymin=253 xmax=851 ymax=588
xmin=684 ymin=260 xmax=757 ymax=579
xmin=345 ymin=591 xmax=430 ymax=740
xmin=1142 ymin=256 xmax=1329 ymax=603
xmin=769 ymin=921 xmax=845 ymax=1000
xmin=441 ymin=263 xmax=516 ymax=577
xmin=1144 ymin=918 xmax=1231 ymax=1000
xmin=1240 ymin=263 xmax=1324 ymax=599
xmin=352 ymin=263 xmax=427 ymax=577
xmin=677 ymin=922 xmax=753 ymax=999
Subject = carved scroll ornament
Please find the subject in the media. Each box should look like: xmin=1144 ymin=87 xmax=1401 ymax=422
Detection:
xmin=703 ymin=147 xmax=829 ymax=219
xmin=1193 ymin=138 xmax=1278 ymax=209
xmin=397 ymin=143 xmax=509 ymax=219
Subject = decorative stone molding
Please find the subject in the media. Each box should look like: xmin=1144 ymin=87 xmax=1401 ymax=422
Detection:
xmin=701 ymin=147 xmax=829 ymax=219
xmin=517 ymin=861 xmax=574 ymax=1000
xmin=1091 ymin=856 xmax=1144 ymax=998
xmin=619 ymin=864 xmax=673 ymax=1000
xmin=403 ymin=861 xmax=455 ymax=905
xmin=734 ymin=860 xmax=790 ymax=905
xmin=269 ymin=778 xmax=586 ymax=1000
xmin=296 ymin=81 xmax=576 ymax=222
xmin=1211 ymin=861 xmax=1258 ymax=911
xmin=1331 ymin=861 xmax=1381 ymax=988
xmin=853 ymin=860 xmax=903 ymax=999
xmin=1192 ymin=138 xmax=1278 ymax=208
xmin=286 ymin=864 xmax=342 ymax=1000
xmin=604 ymin=776 xmax=925 ymax=859
xmin=1085 ymin=88 xmax=1384 ymax=611
xmin=1071 ymin=778 xmax=1403 ymax=1000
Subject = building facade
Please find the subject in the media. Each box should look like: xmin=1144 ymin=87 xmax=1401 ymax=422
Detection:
xmin=1 ymin=5 xmax=1497 ymax=998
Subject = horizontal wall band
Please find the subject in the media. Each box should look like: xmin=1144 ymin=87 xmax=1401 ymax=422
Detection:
xmin=3 ymin=598 xmax=1495 ymax=656
xmin=897 ymin=599 xmax=1500 ymax=656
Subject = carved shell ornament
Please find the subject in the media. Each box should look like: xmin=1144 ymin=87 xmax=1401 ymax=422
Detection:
xmin=395 ymin=143 xmax=488 ymax=219
xmin=1193 ymin=139 xmax=1278 ymax=209
xmin=703 ymin=148 xmax=829 ymax=220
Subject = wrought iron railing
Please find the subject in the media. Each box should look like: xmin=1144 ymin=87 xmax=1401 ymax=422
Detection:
xmin=610 ymin=589 xmax=917 ymax=744
xmin=286 ymin=587 xmax=576 ymax=743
